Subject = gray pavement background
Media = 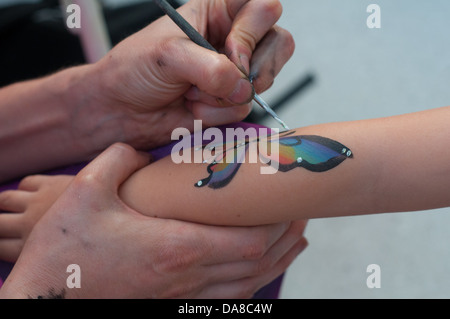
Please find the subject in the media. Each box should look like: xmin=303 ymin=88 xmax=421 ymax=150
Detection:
xmin=269 ymin=0 xmax=450 ymax=299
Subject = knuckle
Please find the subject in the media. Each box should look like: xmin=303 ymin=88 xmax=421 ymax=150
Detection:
xmin=241 ymin=229 xmax=274 ymax=260
xmin=71 ymin=172 xmax=103 ymax=194
xmin=165 ymin=36 xmax=181 ymax=52
xmin=109 ymin=142 xmax=137 ymax=157
xmin=74 ymin=172 xmax=97 ymax=187
xmin=242 ymin=240 xmax=267 ymax=260
xmin=235 ymin=28 xmax=259 ymax=51
xmin=156 ymin=37 xmax=179 ymax=57
xmin=204 ymin=54 xmax=236 ymax=91
xmin=153 ymin=230 xmax=208 ymax=274
xmin=157 ymin=250 xmax=193 ymax=273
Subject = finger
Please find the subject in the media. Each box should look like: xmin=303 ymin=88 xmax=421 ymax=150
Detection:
xmin=19 ymin=175 xmax=74 ymax=193
xmin=17 ymin=175 xmax=39 ymax=191
xmin=0 ymin=213 xmax=23 ymax=238
xmin=199 ymin=222 xmax=290 ymax=265
xmin=196 ymin=236 xmax=308 ymax=299
xmin=250 ymin=25 xmax=296 ymax=93
xmin=0 ymin=190 xmax=31 ymax=213
xmin=224 ymin=0 xmax=283 ymax=73
xmin=185 ymin=86 xmax=241 ymax=108
xmin=75 ymin=143 xmax=151 ymax=190
xmin=17 ymin=175 xmax=54 ymax=192
xmin=203 ymin=221 xmax=307 ymax=283
xmin=0 ymin=238 xmax=23 ymax=263
xmin=249 ymin=236 xmax=309 ymax=293
xmin=254 ymin=220 xmax=308 ymax=272
xmin=190 ymin=102 xmax=252 ymax=127
xmin=158 ymin=39 xmax=254 ymax=105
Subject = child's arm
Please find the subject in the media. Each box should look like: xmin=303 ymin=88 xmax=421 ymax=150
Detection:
xmin=119 ymin=106 xmax=450 ymax=226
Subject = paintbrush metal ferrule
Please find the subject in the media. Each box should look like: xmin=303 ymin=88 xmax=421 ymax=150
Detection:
xmin=253 ymin=94 xmax=290 ymax=131
xmin=154 ymin=0 xmax=290 ymax=130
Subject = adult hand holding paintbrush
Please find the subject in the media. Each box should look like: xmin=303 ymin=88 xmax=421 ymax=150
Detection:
xmin=93 ymin=0 xmax=294 ymax=146
xmin=0 ymin=0 xmax=295 ymax=183
xmin=154 ymin=0 xmax=291 ymax=130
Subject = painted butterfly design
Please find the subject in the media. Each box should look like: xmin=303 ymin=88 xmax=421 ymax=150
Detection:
xmin=195 ymin=131 xmax=353 ymax=189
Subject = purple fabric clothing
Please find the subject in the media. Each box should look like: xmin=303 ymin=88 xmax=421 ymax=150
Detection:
xmin=0 ymin=122 xmax=283 ymax=298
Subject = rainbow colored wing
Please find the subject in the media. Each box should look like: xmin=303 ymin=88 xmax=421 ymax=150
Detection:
xmin=195 ymin=141 xmax=249 ymax=189
xmin=268 ymin=133 xmax=353 ymax=172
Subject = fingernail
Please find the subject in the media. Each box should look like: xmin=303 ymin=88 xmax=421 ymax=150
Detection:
xmin=185 ymin=86 xmax=200 ymax=101
xmin=238 ymin=54 xmax=250 ymax=76
xmin=228 ymin=78 xmax=255 ymax=105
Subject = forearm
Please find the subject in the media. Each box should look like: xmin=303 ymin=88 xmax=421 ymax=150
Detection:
xmin=0 ymin=65 xmax=124 ymax=183
xmin=120 ymin=124 xmax=376 ymax=225
xmin=119 ymin=106 xmax=450 ymax=226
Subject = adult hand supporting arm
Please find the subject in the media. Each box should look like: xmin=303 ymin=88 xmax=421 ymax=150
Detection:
xmin=0 ymin=143 xmax=308 ymax=299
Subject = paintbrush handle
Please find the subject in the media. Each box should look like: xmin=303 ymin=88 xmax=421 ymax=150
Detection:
xmin=154 ymin=0 xmax=217 ymax=52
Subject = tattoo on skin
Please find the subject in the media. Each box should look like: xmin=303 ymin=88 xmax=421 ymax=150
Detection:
xmin=29 ymin=288 xmax=66 ymax=299
xmin=195 ymin=131 xmax=353 ymax=189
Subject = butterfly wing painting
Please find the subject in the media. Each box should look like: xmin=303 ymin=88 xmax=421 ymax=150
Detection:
xmin=195 ymin=140 xmax=250 ymax=189
xmin=195 ymin=131 xmax=353 ymax=189
xmin=265 ymin=132 xmax=353 ymax=173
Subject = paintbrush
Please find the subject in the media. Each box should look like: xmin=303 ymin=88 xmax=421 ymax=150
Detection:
xmin=154 ymin=0 xmax=290 ymax=131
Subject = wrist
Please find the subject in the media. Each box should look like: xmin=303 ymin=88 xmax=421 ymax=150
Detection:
xmin=90 ymin=53 xmax=168 ymax=151
xmin=58 ymin=63 xmax=133 ymax=160
xmin=0 ymin=66 xmax=110 ymax=181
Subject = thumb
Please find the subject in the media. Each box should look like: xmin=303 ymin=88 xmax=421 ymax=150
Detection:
xmin=76 ymin=143 xmax=152 ymax=190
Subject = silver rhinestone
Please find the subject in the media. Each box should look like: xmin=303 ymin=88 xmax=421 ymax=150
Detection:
xmin=297 ymin=157 xmax=303 ymax=163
